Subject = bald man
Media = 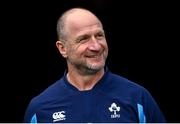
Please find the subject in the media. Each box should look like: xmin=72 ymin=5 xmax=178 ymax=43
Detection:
xmin=24 ymin=8 xmax=166 ymax=123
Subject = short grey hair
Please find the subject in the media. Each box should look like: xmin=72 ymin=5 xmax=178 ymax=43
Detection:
xmin=56 ymin=11 xmax=68 ymax=41
xmin=57 ymin=8 xmax=86 ymax=41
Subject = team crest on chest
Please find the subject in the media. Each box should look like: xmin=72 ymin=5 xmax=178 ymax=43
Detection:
xmin=108 ymin=103 xmax=120 ymax=118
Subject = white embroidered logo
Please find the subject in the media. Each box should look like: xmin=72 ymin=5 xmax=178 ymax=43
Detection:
xmin=109 ymin=103 xmax=120 ymax=118
xmin=52 ymin=111 xmax=66 ymax=122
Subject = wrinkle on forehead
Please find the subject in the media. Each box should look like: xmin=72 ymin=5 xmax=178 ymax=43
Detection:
xmin=65 ymin=9 xmax=103 ymax=37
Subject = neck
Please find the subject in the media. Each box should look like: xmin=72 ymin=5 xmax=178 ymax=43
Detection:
xmin=67 ymin=67 xmax=105 ymax=91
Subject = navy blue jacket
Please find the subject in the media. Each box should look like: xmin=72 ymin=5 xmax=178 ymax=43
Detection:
xmin=24 ymin=69 xmax=166 ymax=123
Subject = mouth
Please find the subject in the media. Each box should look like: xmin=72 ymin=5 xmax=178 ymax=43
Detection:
xmin=85 ymin=54 xmax=102 ymax=58
xmin=85 ymin=54 xmax=104 ymax=63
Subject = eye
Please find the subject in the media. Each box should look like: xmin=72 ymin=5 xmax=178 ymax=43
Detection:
xmin=95 ymin=32 xmax=105 ymax=40
xmin=76 ymin=35 xmax=90 ymax=43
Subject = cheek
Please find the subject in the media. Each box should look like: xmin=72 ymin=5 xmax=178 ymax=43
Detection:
xmin=67 ymin=45 xmax=86 ymax=57
xmin=101 ymin=42 xmax=108 ymax=51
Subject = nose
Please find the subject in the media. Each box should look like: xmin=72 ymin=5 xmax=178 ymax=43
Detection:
xmin=88 ymin=36 xmax=101 ymax=51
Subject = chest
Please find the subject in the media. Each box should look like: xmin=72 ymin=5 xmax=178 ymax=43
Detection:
xmin=37 ymin=92 xmax=139 ymax=123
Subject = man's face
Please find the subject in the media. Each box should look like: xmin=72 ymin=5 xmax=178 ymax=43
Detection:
xmin=64 ymin=11 xmax=108 ymax=74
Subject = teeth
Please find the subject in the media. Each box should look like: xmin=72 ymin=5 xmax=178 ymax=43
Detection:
xmin=86 ymin=54 xmax=102 ymax=58
xmin=92 ymin=55 xmax=98 ymax=57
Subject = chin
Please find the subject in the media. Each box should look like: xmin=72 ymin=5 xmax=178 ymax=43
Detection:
xmin=85 ymin=66 xmax=103 ymax=75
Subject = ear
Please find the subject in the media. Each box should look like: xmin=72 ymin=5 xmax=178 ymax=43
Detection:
xmin=56 ymin=40 xmax=67 ymax=58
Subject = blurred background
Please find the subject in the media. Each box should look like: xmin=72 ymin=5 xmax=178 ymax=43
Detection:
xmin=1 ymin=0 xmax=179 ymax=122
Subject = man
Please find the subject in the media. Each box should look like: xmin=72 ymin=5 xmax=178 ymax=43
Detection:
xmin=24 ymin=8 xmax=166 ymax=123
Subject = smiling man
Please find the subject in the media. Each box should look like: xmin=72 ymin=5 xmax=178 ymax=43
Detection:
xmin=24 ymin=8 xmax=166 ymax=123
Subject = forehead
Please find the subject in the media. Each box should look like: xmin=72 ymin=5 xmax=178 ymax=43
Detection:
xmin=65 ymin=10 xmax=103 ymax=35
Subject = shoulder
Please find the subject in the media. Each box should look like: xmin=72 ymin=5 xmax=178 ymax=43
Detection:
xmin=103 ymin=71 xmax=150 ymax=99
xmin=24 ymin=78 xmax=67 ymax=122
xmin=27 ymin=77 xmax=70 ymax=112
xmin=108 ymin=71 xmax=159 ymax=104
xmin=107 ymin=71 xmax=146 ymax=91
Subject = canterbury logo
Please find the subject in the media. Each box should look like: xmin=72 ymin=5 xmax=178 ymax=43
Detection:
xmin=52 ymin=111 xmax=66 ymax=122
